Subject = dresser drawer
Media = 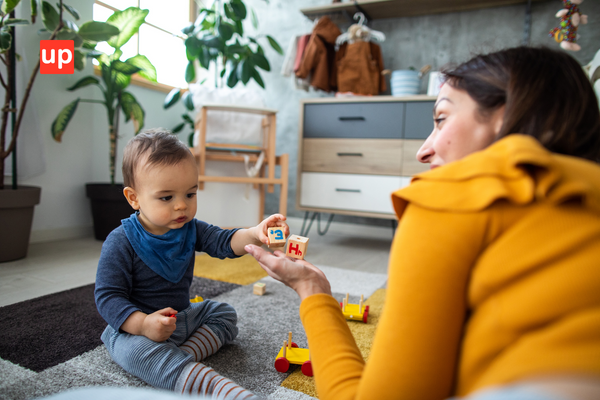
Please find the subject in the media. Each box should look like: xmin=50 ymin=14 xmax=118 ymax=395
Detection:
xmin=300 ymin=172 xmax=409 ymax=214
xmin=402 ymin=140 xmax=430 ymax=176
xmin=404 ymin=101 xmax=435 ymax=139
xmin=303 ymin=102 xmax=404 ymax=139
xmin=302 ymin=138 xmax=402 ymax=175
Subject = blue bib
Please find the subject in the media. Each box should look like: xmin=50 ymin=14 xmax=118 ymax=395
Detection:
xmin=122 ymin=212 xmax=197 ymax=283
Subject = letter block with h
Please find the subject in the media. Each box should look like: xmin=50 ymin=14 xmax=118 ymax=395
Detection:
xmin=285 ymin=234 xmax=309 ymax=260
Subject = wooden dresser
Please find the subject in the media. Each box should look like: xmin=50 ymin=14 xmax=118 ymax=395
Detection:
xmin=297 ymin=95 xmax=436 ymax=220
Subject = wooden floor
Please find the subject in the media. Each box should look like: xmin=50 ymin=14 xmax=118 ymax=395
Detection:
xmin=0 ymin=217 xmax=393 ymax=308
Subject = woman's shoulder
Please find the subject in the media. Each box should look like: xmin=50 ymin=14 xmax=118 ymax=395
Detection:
xmin=392 ymin=135 xmax=600 ymax=218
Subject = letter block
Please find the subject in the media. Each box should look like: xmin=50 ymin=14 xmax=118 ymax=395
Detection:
xmin=253 ymin=282 xmax=266 ymax=296
xmin=285 ymin=235 xmax=309 ymax=260
xmin=268 ymin=227 xmax=286 ymax=248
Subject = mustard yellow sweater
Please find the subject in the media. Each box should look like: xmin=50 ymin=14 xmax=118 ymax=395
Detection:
xmin=300 ymin=135 xmax=600 ymax=400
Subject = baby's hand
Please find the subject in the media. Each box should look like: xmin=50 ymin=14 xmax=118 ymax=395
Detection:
xmin=141 ymin=307 xmax=178 ymax=342
xmin=255 ymin=214 xmax=289 ymax=246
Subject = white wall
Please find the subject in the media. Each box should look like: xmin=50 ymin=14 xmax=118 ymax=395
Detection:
xmin=2 ymin=0 xmax=186 ymax=242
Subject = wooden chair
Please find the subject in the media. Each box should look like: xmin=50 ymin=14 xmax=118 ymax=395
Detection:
xmin=192 ymin=104 xmax=289 ymax=225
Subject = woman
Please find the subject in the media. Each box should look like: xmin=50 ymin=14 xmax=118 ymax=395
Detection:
xmin=245 ymin=46 xmax=600 ymax=400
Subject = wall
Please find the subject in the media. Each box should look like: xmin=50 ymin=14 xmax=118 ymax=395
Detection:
xmin=244 ymin=0 xmax=600 ymax=225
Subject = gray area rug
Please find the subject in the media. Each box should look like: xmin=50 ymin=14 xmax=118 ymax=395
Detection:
xmin=0 ymin=266 xmax=387 ymax=400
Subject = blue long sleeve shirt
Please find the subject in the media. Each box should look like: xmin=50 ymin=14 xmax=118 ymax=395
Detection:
xmin=94 ymin=219 xmax=239 ymax=331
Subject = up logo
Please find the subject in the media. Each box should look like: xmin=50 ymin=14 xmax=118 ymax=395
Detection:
xmin=40 ymin=40 xmax=74 ymax=74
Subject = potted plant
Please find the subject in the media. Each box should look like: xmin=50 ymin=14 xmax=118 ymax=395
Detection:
xmin=163 ymin=0 xmax=283 ymax=141
xmin=51 ymin=6 xmax=156 ymax=240
xmin=0 ymin=0 xmax=118 ymax=262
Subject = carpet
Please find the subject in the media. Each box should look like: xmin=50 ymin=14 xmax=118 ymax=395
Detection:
xmin=0 ymin=254 xmax=387 ymax=400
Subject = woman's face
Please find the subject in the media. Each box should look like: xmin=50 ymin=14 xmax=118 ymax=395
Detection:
xmin=417 ymin=83 xmax=505 ymax=168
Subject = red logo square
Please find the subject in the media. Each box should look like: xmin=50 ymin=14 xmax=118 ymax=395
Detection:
xmin=40 ymin=40 xmax=74 ymax=74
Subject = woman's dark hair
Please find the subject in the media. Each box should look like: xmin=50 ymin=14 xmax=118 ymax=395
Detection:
xmin=442 ymin=46 xmax=600 ymax=162
xmin=122 ymin=128 xmax=194 ymax=188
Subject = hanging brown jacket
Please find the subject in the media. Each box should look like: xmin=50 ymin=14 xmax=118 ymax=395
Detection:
xmin=336 ymin=41 xmax=386 ymax=95
xmin=295 ymin=17 xmax=341 ymax=92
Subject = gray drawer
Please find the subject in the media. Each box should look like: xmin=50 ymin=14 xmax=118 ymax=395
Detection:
xmin=304 ymin=102 xmax=404 ymax=139
xmin=404 ymin=101 xmax=435 ymax=139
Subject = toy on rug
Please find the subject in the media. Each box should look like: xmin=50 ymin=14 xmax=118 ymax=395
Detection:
xmin=340 ymin=293 xmax=369 ymax=323
xmin=549 ymin=0 xmax=588 ymax=52
xmin=253 ymin=282 xmax=266 ymax=296
xmin=274 ymin=331 xmax=313 ymax=377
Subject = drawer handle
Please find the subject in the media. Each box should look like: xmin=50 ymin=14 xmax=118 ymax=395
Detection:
xmin=337 ymin=152 xmax=363 ymax=157
xmin=339 ymin=116 xmax=365 ymax=121
xmin=336 ymin=188 xmax=361 ymax=193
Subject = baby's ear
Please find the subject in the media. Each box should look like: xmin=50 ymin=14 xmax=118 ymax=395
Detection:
xmin=123 ymin=187 xmax=140 ymax=210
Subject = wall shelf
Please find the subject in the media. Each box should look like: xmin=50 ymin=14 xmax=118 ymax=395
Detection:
xmin=300 ymin=0 xmax=544 ymax=21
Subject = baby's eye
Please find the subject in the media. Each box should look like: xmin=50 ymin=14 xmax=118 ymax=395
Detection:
xmin=187 ymin=192 xmax=196 ymax=199
xmin=160 ymin=196 xmax=172 ymax=201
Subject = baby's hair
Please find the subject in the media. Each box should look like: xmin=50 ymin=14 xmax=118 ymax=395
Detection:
xmin=122 ymin=128 xmax=194 ymax=188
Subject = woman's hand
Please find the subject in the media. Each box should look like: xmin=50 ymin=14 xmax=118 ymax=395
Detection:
xmin=245 ymin=244 xmax=332 ymax=301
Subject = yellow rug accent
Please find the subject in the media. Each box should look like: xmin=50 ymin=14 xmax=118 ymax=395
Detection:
xmin=280 ymin=289 xmax=387 ymax=398
xmin=193 ymin=253 xmax=267 ymax=285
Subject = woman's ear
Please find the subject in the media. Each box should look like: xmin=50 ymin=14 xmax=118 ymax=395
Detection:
xmin=123 ymin=187 xmax=140 ymax=210
xmin=492 ymin=105 xmax=506 ymax=137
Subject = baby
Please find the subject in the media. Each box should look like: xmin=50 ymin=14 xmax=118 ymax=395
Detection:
xmin=95 ymin=129 xmax=288 ymax=398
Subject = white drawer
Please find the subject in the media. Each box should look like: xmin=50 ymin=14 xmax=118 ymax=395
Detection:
xmin=300 ymin=172 xmax=410 ymax=214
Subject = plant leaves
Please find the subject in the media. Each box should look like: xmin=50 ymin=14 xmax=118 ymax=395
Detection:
xmin=251 ymin=52 xmax=269 ymax=71
xmin=121 ymin=91 xmax=145 ymax=134
xmin=182 ymin=113 xmax=194 ymax=124
xmin=217 ymin=22 xmax=234 ymax=41
xmin=4 ymin=19 xmax=29 ymax=26
xmin=252 ymin=68 xmax=264 ymax=88
xmin=172 ymin=122 xmax=185 ymax=133
xmin=125 ymin=54 xmax=156 ymax=82
xmin=52 ymin=98 xmax=80 ymax=142
xmin=114 ymin=70 xmax=131 ymax=89
xmin=0 ymin=30 xmax=12 ymax=52
xmin=197 ymin=46 xmax=209 ymax=69
xmin=60 ymin=3 xmax=80 ymax=20
xmin=182 ymin=91 xmax=195 ymax=111
xmin=56 ymin=29 xmax=76 ymax=40
xmin=230 ymin=1 xmax=246 ymax=20
xmin=78 ymin=21 xmax=120 ymax=42
xmin=41 ymin=1 xmax=60 ymax=32
xmin=251 ymin=9 xmax=258 ymax=29
xmin=185 ymin=60 xmax=195 ymax=83
xmin=73 ymin=49 xmax=85 ymax=70
xmin=107 ymin=7 xmax=148 ymax=49
xmin=67 ymin=76 xmax=99 ymax=91
xmin=163 ymin=87 xmax=181 ymax=109
xmin=267 ymin=35 xmax=283 ymax=55
xmin=181 ymin=22 xmax=194 ymax=35
xmin=1 ymin=0 xmax=20 ymax=15
xmin=112 ymin=59 xmax=141 ymax=75
xmin=238 ymin=58 xmax=252 ymax=84
xmin=185 ymin=36 xmax=201 ymax=61
xmin=226 ymin=61 xmax=238 ymax=88
xmin=234 ymin=20 xmax=243 ymax=36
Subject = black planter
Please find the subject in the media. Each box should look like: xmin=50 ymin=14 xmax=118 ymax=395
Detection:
xmin=0 ymin=185 xmax=41 ymax=262
xmin=86 ymin=183 xmax=134 ymax=241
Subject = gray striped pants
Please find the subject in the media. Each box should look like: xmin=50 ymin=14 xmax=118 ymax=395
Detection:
xmin=101 ymin=299 xmax=238 ymax=390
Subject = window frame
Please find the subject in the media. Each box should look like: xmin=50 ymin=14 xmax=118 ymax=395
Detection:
xmin=93 ymin=0 xmax=196 ymax=93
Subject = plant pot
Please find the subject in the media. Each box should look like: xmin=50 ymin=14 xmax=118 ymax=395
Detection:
xmin=86 ymin=183 xmax=134 ymax=241
xmin=390 ymin=70 xmax=420 ymax=97
xmin=0 ymin=185 xmax=41 ymax=262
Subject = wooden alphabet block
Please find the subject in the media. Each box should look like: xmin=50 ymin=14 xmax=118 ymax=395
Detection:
xmin=285 ymin=234 xmax=309 ymax=260
xmin=253 ymin=282 xmax=266 ymax=295
xmin=268 ymin=227 xmax=286 ymax=248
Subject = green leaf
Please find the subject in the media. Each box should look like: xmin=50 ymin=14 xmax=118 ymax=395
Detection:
xmin=267 ymin=35 xmax=283 ymax=55
xmin=203 ymin=35 xmax=224 ymax=51
xmin=234 ymin=19 xmax=243 ymax=36
xmin=62 ymin=19 xmax=78 ymax=33
xmin=114 ymin=70 xmax=131 ymax=89
xmin=82 ymin=40 xmax=97 ymax=50
xmin=251 ymin=9 xmax=258 ymax=29
xmin=78 ymin=21 xmax=120 ymax=42
xmin=73 ymin=49 xmax=85 ymax=70
xmin=1 ymin=0 xmax=20 ymax=15
xmin=224 ymin=4 xmax=236 ymax=21
xmin=52 ymin=98 xmax=80 ymax=142
xmin=0 ymin=30 xmax=12 ymax=52
xmin=125 ymin=54 xmax=156 ymax=82
xmin=172 ymin=122 xmax=185 ymax=134
xmin=230 ymin=1 xmax=246 ymax=20
xmin=112 ymin=59 xmax=141 ymax=75
xmin=85 ymin=49 xmax=103 ymax=58
xmin=197 ymin=46 xmax=209 ymax=69
xmin=251 ymin=52 xmax=270 ymax=71
xmin=187 ymin=132 xmax=194 ymax=147
xmin=182 ymin=91 xmax=195 ymax=111
xmin=67 ymin=76 xmax=99 ymax=91
xmin=107 ymin=7 xmax=148 ymax=49
xmin=226 ymin=61 xmax=238 ymax=88
xmin=72 ymin=33 xmax=83 ymax=48
xmin=163 ymin=87 xmax=181 ymax=109
xmin=239 ymin=59 xmax=252 ymax=84
xmin=252 ymin=68 xmax=264 ymax=88
xmin=121 ymin=91 xmax=145 ymax=134
xmin=41 ymin=1 xmax=60 ymax=32
xmin=56 ymin=29 xmax=76 ymax=40
xmin=185 ymin=36 xmax=202 ymax=61
xmin=182 ymin=113 xmax=193 ymax=124
xmin=217 ymin=22 xmax=234 ymax=41
xmin=185 ymin=60 xmax=195 ymax=83
xmin=4 ymin=19 xmax=29 ymax=26
xmin=60 ymin=3 xmax=79 ymax=20
xmin=181 ymin=22 xmax=194 ymax=35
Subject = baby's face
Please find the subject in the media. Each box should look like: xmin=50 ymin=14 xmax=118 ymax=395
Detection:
xmin=133 ymin=156 xmax=198 ymax=235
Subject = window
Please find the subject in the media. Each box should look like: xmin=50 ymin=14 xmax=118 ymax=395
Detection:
xmin=93 ymin=0 xmax=194 ymax=91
